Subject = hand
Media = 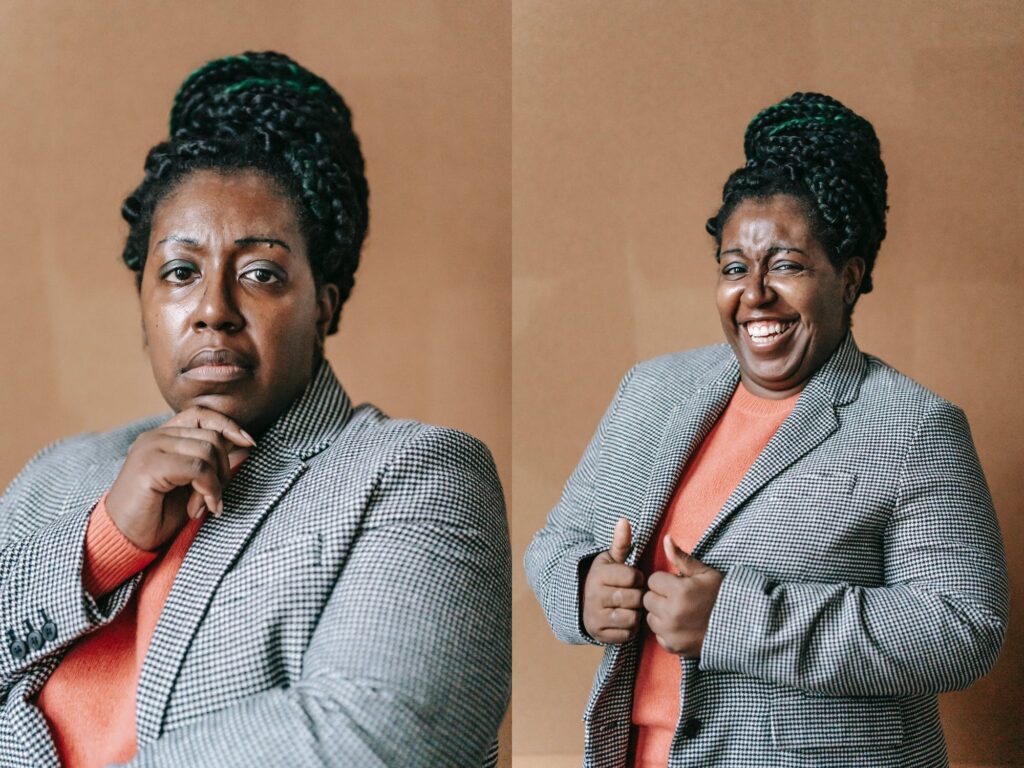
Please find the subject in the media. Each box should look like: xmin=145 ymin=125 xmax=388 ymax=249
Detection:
xmin=105 ymin=406 xmax=256 ymax=551
xmin=643 ymin=534 xmax=724 ymax=657
xmin=581 ymin=518 xmax=645 ymax=644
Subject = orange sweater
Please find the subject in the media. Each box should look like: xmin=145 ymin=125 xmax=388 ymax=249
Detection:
xmin=35 ymin=495 xmax=206 ymax=768
xmin=630 ymin=382 xmax=799 ymax=767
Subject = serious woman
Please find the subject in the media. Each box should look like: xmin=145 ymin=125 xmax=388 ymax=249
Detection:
xmin=0 ymin=52 xmax=510 ymax=767
xmin=526 ymin=92 xmax=1007 ymax=767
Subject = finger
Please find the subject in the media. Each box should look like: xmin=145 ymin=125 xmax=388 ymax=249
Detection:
xmin=598 ymin=563 xmax=645 ymax=589
xmin=604 ymin=608 xmax=640 ymax=631
xmin=609 ymin=518 xmax=632 ymax=564
xmin=646 ymin=570 xmax=678 ymax=596
xmin=186 ymin=491 xmax=208 ymax=521
xmin=609 ymin=587 xmax=644 ymax=610
xmin=157 ymin=428 xmax=231 ymax=481
xmin=642 ymin=589 xmax=666 ymax=615
xmin=646 ymin=610 xmax=663 ymax=637
xmin=154 ymin=434 xmax=231 ymax=489
xmin=600 ymin=628 xmax=637 ymax=645
xmin=654 ymin=633 xmax=681 ymax=654
xmin=155 ymin=452 xmax=225 ymax=516
xmin=166 ymin=407 xmax=256 ymax=448
xmin=663 ymin=534 xmax=705 ymax=577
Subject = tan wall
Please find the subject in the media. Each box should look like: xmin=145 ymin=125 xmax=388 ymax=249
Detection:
xmin=0 ymin=0 xmax=511 ymax=762
xmin=3 ymin=1 xmax=1023 ymax=765
xmin=511 ymin=1 xmax=1023 ymax=765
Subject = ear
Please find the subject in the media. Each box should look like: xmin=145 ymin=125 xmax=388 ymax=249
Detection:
xmin=315 ymin=283 xmax=341 ymax=343
xmin=841 ymin=257 xmax=866 ymax=306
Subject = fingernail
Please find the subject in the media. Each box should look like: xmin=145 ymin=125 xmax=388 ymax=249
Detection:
xmin=217 ymin=499 xmax=224 ymax=516
xmin=240 ymin=429 xmax=257 ymax=446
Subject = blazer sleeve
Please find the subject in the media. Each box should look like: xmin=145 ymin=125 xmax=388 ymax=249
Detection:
xmin=524 ymin=365 xmax=637 ymax=646
xmin=700 ymin=399 xmax=1009 ymax=697
xmin=0 ymin=440 xmax=140 ymax=702
xmin=121 ymin=426 xmax=512 ymax=768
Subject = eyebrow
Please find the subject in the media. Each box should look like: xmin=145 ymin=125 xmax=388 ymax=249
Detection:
xmin=154 ymin=235 xmax=292 ymax=252
xmin=719 ymin=245 xmax=806 ymax=257
xmin=156 ymin=235 xmax=200 ymax=247
xmin=235 ymin=237 xmax=292 ymax=252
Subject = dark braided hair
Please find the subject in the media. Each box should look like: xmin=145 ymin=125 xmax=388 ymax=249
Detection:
xmin=121 ymin=51 xmax=368 ymax=334
xmin=706 ymin=92 xmax=887 ymax=296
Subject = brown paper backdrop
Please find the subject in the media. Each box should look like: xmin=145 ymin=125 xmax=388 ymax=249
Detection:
xmin=512 ymin=1 xmax=1023 ymax=765
xmin=0 ymin=0 xmax=510 ymax=763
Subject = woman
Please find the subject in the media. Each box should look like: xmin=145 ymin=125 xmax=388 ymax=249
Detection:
xmin=525 ymin=92 xmax=1008 ymax=767
xmin=0 ymin=52 xmax=510 ymax=767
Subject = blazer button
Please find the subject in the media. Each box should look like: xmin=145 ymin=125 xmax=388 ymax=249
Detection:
xmin=7 ymin=630 xmax=27 ymax=661
xmin=24 ymin=621 xmax=43 ymax=652
xmin=39 ymin=610 xmax=57 ymax=642
xmin=682 ymin=717 xmax=702 ymax=739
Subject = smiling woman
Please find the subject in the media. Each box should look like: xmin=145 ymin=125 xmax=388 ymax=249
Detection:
xmin=0 ymin=52 xmax=510 ymax=768
xmin=715 ymin=194 xmax=864 ymax=399
xmin=526 ymin=92 xmax=1008 ymax=767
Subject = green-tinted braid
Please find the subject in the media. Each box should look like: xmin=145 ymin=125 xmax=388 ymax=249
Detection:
xmin=171 ymin=54 xmax=251 ymax=130
xmin=708 ymin=92 xmax=888 ymax=298
xmin=746 ymin=99 xmax=850 ymax=144
xmin=766 ymin=113 xmax=846 ymax=136
xmin=223 ymin=77 xmax=324 ymax=97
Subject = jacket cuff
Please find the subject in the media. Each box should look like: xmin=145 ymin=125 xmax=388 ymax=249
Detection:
xmin=544 ymin=542 xmax=606 ymax=646
xmin=82 ymin=493 xmax=157 ymax=598
xmin=699 ymin=563 xmax=766 ymax=673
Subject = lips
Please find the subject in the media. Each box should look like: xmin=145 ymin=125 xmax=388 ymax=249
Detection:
xmin=179 ymin=348 xmax=256 ymax=385
xmin=183 ymin=348 xmax=255 ymax=372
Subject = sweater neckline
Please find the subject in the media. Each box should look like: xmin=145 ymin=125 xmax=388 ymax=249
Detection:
xmin=729 ymin=380 xmax=802 ymax=417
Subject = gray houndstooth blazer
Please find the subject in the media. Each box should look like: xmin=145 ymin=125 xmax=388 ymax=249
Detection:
xmin=0 ymin=360 xmax=511 ymax=767
xmin=525 ymin=332 xmax=1008 ymax=768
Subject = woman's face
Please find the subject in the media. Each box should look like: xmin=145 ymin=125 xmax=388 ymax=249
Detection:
xmin=140 ymin=169 xmax=339 ymax=435
xmin=715 ymin=194 xmax=864 ymax=399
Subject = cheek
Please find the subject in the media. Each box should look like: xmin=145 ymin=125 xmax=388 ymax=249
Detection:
xmin=715 ymin=284 xmax=741 ymax=322
xmin=260 ymin=301 xmax=319 ymax=356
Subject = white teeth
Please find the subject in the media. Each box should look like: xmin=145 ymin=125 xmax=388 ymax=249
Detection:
xmin=745 ymin=321 xmax=789 ymax=338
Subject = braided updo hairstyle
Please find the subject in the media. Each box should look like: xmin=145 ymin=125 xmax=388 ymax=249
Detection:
xmin=706 ymin=92 xmax=887 ymax=297
xmin=121 ymin=51 xmax=368 ymax=334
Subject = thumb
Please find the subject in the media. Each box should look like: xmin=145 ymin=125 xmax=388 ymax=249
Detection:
xmin=663 ymin=534 xmax=703 ymax=576
xmin=609 ymin=518 xmax=633 ymax=563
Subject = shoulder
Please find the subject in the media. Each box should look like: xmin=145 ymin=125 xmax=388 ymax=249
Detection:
xmin=631 ymin=344 xmax=734 ymax=386
xmin=857 ymin=353 xmax=964 ymax=422
xmin=607 ymin=343 xmax=734 ymax=409
xmin=3 ymin=413 xmax=166 ymax=493
xmin=329 ymin=404 xmax=496 ymax=472
xmin=0 ymin=413 xmax=167 ymax=543
xmin=310 ymin=404 xmax=503 ymax=513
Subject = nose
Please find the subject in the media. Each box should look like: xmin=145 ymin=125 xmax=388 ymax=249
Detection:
xmin=192 ymin=270 xmax=244 ymax=332
xmin=740 ymin=265 xmax=776 ymax=307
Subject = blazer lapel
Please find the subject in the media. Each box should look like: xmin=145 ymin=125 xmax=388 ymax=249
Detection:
xmin=135 ymin=360 xmax=353 ymax=744
xmin=628 ymin=364 xmax=738 ymax=565
xmin=692 ymin=332 xmax=867 ymax=557
xmin=587 ymin=356 xmax=739 ymax=724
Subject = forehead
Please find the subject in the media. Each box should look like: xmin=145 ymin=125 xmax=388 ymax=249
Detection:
xmin=152 ymin=169 xmax=302 ymax=239
xmin=721 ymin=195 xmax=817 ymax=248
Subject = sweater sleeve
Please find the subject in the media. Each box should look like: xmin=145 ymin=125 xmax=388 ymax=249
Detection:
xmin=82 ymin=494 xmax=157 ymax=598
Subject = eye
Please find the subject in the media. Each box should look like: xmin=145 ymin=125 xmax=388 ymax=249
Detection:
xmin=160 ymin=260 xmax=198 ymax=283
xmin=771 ymin=261 xmax=803 ymax=273
xmin=241 ymin=262 xmax=285 ymax=285
xmin=721 ymin=262 xmax=747 ymax=277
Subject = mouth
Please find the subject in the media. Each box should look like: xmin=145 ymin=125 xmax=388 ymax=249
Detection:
xmin=741 ymin=319 xmax=797 ymax=349
xmin=181 ymin=348 xmax=255 ymax=383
